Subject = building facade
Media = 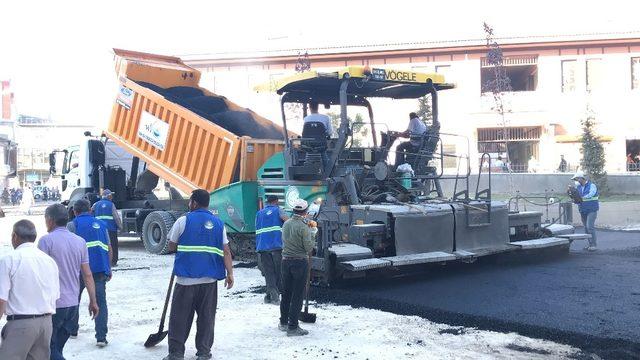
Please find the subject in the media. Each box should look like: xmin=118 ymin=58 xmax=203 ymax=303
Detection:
xmin=183 ymin=33 xmax=640 ymax=174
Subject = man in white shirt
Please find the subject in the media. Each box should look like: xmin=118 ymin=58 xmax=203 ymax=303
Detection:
xmin=303 ymin=102 xmax=333 ymax=138
xmin=395 ymin=112 xmax=428 ymax=168
xmin=0 ymin=219 xmax=60 ymax=360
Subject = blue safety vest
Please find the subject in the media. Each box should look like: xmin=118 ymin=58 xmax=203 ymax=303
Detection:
xmin=94 ymin=199 xmax=117 ymax=231
xmin=174 ymin=209 xmax=226 ymax=280
xmin=577 ymin=181 xmax=599 ymax=214
xmin=73 ymin=213 xmax=111 ymax=275
xmin=255 ymin=205 xmax=283 ymax=252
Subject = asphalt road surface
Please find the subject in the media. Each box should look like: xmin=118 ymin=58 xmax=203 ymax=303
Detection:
xmin=317 ymin=230 xmax=640 ymax=359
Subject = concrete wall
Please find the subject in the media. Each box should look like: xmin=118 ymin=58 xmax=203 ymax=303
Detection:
xmin=439 ymin=173 xmax=640 ymax=195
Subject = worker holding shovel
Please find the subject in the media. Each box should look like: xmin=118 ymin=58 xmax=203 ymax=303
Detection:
xmin=279 ymin=199 xmax=316 ymax=336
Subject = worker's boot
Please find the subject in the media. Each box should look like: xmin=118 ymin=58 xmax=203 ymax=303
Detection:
xmin=162 ymin=355 xmax=184 ymax=360
xmin=286 ymin=326 xmax=309 ymax=337
xmin=268 ymin=290 xmax=280 ymax=305
xmin=278 ymin=323 xmax=288 ymax=332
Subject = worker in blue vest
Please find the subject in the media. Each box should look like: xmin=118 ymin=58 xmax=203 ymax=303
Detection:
xmin=92 ymin=189 xmax=122 ymax=266
xmin=164 ymin=189 xmax=234 ymax=360
xmin=255 ymin=195 xmax=288 ymax=305
xmin=67 ymin=199 xmax=112 ymax=347
xmin=571 ymin=170 xmax=599 ymax=251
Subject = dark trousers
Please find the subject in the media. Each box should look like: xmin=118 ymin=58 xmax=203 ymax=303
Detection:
xmin=280 ymin=258 xmax=308 ymax=329
xmin=51 ymin=306 xmax=78 ymax=360
xmin=168 ymin=282 xmax=218 ymax=358
xmin=259 ymin=250 xmax=282 ymax=300
xmin=72 ymin=272 xmax=108 ymax=341
xmin=395 ymin=141 xmax=418 ymax=168
xmin=108 ymin=230 xmax=119 ymax=265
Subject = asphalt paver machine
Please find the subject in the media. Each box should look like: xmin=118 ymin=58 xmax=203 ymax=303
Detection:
xmin=262 ymin=66 xmax=577 ymax=285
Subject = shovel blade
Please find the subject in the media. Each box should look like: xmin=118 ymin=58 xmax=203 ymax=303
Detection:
xmin=299 ymin=312 xmax=317 ymax=323
xmin=144 ymin=330 xmax=168 ymax=348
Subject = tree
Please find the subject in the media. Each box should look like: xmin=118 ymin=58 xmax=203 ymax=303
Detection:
xmin=328 ymin=112 xmax=369 ymax=147
xmin=416 ymin=95 xmax=433 ymax=124
xmin=482 ymin=22 xmax=512 ymax=163
xmin=580 ymin=107 xmax=608 ymax=193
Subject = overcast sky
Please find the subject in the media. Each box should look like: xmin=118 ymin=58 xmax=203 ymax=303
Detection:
xmin=1 ymin=0 xmax=637 ymax=125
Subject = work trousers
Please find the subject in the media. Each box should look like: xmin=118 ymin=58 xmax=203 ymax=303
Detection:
xmin=72 ymin=272 xmax=108 ymax=341
xmin=0 ymin=315 xmax=52 ymax=360
xmin=51 ymin=306 xmax=78 ymax=360
xmin=259 ymin=249 xmax=282 ymax=301
xmin=168 ymin=282 xmax=218 ymax=358
xmin=580 ymin=211 xmax=598 ymax=247
xmin=280 ymin=258 xmax=308 ymax=329
xmin=108 ymin=231 xmax=119 ymax=266
xmin=395 ymin=141 xmax=419 ymax=168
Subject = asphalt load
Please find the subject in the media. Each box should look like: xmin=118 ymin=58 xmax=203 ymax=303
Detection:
xmin=312 ymin=229 xmax=640 ymax=360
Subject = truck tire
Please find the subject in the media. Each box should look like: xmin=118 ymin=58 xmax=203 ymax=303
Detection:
xmin=142 ymin=211 xmax=175 ymax=255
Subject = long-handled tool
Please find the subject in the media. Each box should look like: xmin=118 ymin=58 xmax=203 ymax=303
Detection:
xmin=299 ymin=256 xmax=317 ymax=323
xmin=144 ymin=273 xmax=175 ymax=347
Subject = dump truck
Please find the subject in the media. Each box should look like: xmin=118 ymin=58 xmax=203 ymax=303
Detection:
xmin=51 ymin=49 xmax=286 ymax=254
xmin=52 ymin=50 xmax=585 ymax=285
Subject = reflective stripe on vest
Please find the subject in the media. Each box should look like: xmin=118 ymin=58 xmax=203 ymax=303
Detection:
xmin=255 ymin=226 xmax=282 ymax=235
xmin=176 ymin=245 xmax=224 ymax=256
xmin=582 ymin=196 xmax=599 ymax=202
xmin=86 ymin=241 xmax=109 ymax=252
xmin=95 ymin=215 xmax=114 ymax=220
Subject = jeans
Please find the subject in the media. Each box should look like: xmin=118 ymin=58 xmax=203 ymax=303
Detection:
xmin=72 ymin=272 xmax=108 ymax=341
xmin=280 ymin=258 xmax=308 ymax=329
xmin=259 ymin=250 xmax=282 ymax=301
xmin=395 ymin=141 xmax=419 ymax=168
xmin=581 ymin=211 xmax=598 ymax=247
xmin=168 ymin=282 xmax=218 ymax=358
xmin=51 ymin=306 xmax=78 ymax=360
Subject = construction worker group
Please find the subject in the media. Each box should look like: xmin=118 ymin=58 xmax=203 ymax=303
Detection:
xmin=0 ymin=188 xmax=316 ymax=360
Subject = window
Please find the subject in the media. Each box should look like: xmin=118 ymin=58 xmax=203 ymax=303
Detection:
xmin=481 ymin=55 xmax=538 ymax=93
xmin=586 ymin=59 xmax=603 ymax=92
xmin=561 ymin=60 xmax=577 ymax=93
xmin=632 ymin=57 xmax=640 ymax=90
xmin=442 ymin=144 xmax=457 ymax=168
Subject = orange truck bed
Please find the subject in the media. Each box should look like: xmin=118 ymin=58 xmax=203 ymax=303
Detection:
xmin=106 ymin=49 xmax=284 ymax=195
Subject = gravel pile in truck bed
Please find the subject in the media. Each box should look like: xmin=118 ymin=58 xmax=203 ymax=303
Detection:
xmin=136 ymin=82 xmax=283 ymax=140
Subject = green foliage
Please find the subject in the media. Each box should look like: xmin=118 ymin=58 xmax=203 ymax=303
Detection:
xmin=416 ymin=95 xmax=433 ymax=123
xmin=328 ymin=112 xmax=370 ymax=147
xmin=580 ymin=109 xmax=608 ymax=193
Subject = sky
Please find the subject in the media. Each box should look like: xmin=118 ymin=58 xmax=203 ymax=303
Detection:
xmin=1 ymin=0 xmax=638 ymax=125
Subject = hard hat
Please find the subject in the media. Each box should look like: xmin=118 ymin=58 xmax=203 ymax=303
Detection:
xmin=571 ymin=170 xmax=586 ymax=180
xmin=292 ymin=199 xmax=309 ymax=211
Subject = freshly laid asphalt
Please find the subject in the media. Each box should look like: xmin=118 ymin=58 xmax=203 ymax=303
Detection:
xmin=316 ymin=229 xmax=640 ymax=359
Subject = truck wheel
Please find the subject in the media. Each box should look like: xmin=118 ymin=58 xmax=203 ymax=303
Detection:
xmin=142 ymin=211 xmax=175 ymax=255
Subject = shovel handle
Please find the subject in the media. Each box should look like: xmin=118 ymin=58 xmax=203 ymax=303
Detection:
xmin=158 ymin=273 xmax=175 ymax=332
xmin=304 ymin=255 xmax=312 ymax=311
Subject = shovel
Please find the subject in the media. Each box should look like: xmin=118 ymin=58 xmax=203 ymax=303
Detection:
xmin=299 ymin=256 xmax=317 ymax=323
xmin=144 ymin=273 xmax=175 ymax=347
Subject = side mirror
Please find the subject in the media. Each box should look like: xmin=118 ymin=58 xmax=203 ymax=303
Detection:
xmin=49 ymin=152 xmax=56 ymax=175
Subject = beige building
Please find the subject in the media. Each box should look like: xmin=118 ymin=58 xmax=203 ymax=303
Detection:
xmin=182 ymin=32 xmax=640 ymax=174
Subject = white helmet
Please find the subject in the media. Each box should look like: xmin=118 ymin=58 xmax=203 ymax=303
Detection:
xmin=292 ymin=199 xmax=309 ymax=211
xmin=571 ymin=170 xmax=586 ymax=180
